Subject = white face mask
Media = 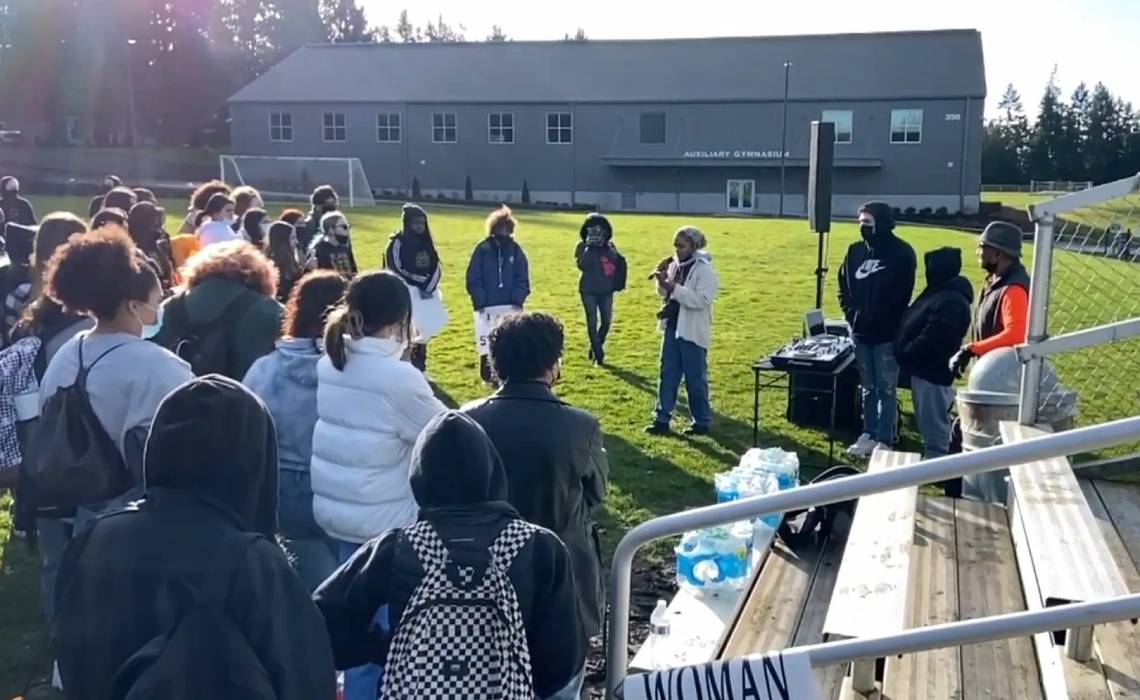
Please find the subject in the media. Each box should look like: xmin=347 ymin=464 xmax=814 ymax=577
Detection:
xmin=140 ymin=303 xmax=164 ymax=340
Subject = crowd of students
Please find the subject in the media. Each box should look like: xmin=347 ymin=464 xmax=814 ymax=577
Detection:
xmin=0 ymin=175 xmax=733 ymax=700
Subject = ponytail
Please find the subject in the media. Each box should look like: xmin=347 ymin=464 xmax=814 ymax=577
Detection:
xmin=323 ymin=306 xmax=350 ymax=371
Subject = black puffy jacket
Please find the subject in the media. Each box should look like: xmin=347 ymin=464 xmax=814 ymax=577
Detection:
xmin=314 ymin=411 xmax=585 ymax=698
xmin=894 ymin=247 xmax=974 ymax=386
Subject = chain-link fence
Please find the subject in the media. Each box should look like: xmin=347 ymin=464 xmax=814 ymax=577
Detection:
xmin=1032 ymin=175 xmax=1140 ymax=464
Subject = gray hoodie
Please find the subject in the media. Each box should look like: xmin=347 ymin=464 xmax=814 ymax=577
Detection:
xmin=242 ymin=338 xmax=322 ymax=473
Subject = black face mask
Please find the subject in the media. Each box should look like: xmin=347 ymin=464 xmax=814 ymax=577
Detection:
xmin=334 ymin=233 xmax=350 ymax=245
xmin=860 ymin=224 xmax=875 ymax=242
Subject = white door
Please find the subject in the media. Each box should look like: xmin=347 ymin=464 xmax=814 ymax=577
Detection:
xmin=726 ymin=179 xmax=755 ymax=212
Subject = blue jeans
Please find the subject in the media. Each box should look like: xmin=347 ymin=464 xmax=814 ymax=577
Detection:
xmin=911 ymin=376 xmax=955 ymax=459
xmin=337 ymin=540 xmax=386 ymax=700
xmin=654 ymin=329 xmax=711 ymax=428
xmin=854 ymin=342 xmax=899 ymax=444
xmin=581 ymin=293 xmax=614 ymax=361
xmin=279 ymin=470 xmax=338 ymax=592
xmin=543 ymin=667 xmax=586 ymax=700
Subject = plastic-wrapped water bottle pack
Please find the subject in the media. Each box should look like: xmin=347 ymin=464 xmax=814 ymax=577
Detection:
xmin=676 ymin=447 xmax=801 ymax=592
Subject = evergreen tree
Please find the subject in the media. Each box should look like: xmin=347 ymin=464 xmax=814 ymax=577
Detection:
xmin=395 ymin=9 xmax=419 ymax=42
xmin=487 ymin=25 xmax=508 ymax=42
xmin=1027 ymin=68 xmax=1073 ymax=181
xmin=320 ymin=0 xmax=375 ymax=42
xmin=564 ymin=27 xmax=587 ymax=40
xmin=1066 ymin=82 xmax=1091 ymax=180
xmin=423 ymin=14 xmax=464 ymax=42
xmin=1084 ymin=83 xmax=1123 ymax=182
xmin=981 ymin=83 xmax=1031 ymax=184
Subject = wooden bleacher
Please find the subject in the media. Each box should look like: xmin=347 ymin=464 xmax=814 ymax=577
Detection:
xmin=711 ymin=444 xmax=1140 ymax=699
xmin=823 ymin=449 xmax=919 ymax=696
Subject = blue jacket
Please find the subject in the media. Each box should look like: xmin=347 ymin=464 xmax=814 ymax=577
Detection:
xmin=465 ymin=236 xmax=530 ymax=311
xmin=242 ymin=338 xmax=321 ymax=473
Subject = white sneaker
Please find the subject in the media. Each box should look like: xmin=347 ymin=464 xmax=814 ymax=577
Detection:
xmin=846 ymin=433 xmax=876 ymax=457
xmin=874 ymin=442 xmax=892 ymax=454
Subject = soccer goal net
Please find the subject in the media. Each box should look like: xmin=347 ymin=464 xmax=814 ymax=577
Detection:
xmin=1031 ymin=180 xmax=1094 ymax=194
xmin=219 ymin=155 xmax=377 ymax=208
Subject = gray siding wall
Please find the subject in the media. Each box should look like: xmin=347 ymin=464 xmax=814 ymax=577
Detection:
xmin=229 ymin=96 xmax=984 ymax=214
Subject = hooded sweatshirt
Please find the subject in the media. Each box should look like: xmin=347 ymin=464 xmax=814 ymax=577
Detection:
xmin=894 ymin=247 xmax=974 ymax=386
xmin=197 ymin=219 xmax=240 ymax=248
xmin=161 ymin=276 xmax=284 ymax=380
xmin=314 ymin=411 xmax=585 ymax=698
xmin=575 ymin=213 xmax=627 ymax=296
xmin=51 ymin=376 xmax=335 ymax=700
xmin=242 ymin=338 xmax=322 ymax=473
xmin=838 ymin=201 xmax=917 ymax=344
xmin=385 ymin=205 xmax=441 ymax=295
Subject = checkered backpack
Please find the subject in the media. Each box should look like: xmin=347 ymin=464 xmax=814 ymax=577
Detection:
xmin=381 ymin=519 xmax=537 ymax=700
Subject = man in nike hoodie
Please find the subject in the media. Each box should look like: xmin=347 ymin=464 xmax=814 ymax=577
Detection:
xmin=838 ymin=201 xmax=916 ymax=457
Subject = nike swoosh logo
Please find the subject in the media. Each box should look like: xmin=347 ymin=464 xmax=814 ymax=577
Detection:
xmin=854 ymin=259 xmax=886 ymax=280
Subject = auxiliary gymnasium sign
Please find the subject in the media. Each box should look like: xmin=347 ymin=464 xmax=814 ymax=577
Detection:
xmin=682 ymin=150 xmax=791 ymax=159
xmin=623 ymin=649 xmax=821 ymax=700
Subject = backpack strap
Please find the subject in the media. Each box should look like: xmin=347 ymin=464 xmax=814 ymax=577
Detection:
xmin=402 ymin=521 xmax=449 ymax=574
xmin=75 ymin=336 xmax=131 ymax=387
xmin=488 ymin=520 xmax=535 ymax=573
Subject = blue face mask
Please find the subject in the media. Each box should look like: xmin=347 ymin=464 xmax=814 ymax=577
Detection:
xmin=141 ymin=304 xmax=164 ymax=340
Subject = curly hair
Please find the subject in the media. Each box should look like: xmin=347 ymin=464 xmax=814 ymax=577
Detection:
xmin=44 ymin=228 xmax=159 ymax=321
xmin=280 ymin=209 xmax=305 ymax=227
xmin=485 ymin=205 xmax=516 ymax=237
xmin=232 ymin=186 xmax=262 ymax=214
xmin=190 ymin=179 xmax=232 ymax=212
xmin=310 ymin=185 xmax=337 ymax=208
xmin=283 ymin=270 xmax=346 ymax=339
xmin=181 ymin=240 xmax=278 ymax=297
xmin=488 ymin=312 xmax=564 ymax=382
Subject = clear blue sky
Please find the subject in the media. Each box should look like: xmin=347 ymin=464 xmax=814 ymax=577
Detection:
xmin=360 ymin=0 xmax=1140 ymax=118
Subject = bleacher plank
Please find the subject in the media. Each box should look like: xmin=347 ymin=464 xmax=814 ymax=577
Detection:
xmin=881 ymin=497 xmax=961 ymax=700
xmin=822 ymin=449 xmax=920 ymax=641
xmin=1091 ymin=479 xmax=1140 ymax=573
xmin=1081 ymin=480 xmax=1140 ymax=700
xmin=956 ymin=499 xmax=1045 ymax=700
xmin=719 ymin=538 xmax=825 ymax=658
xmin=792 ymin=515 xmax=853 ymax=700
xmin=1000 ymin=422 xmax=1129 ymax=605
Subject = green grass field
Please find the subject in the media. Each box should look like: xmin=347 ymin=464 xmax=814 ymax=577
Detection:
xmin=0 ymin=196 xmax=1002 ymax=696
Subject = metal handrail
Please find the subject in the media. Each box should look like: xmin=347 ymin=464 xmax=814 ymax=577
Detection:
xmin=605 ymin=416 xmax=1140 ymax=697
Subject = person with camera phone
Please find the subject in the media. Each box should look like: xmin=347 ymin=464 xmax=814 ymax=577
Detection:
xmin=574 ymin=213 xmax=626 ymax=367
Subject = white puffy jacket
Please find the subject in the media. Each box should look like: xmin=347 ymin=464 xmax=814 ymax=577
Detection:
xmin=310 ymin=336 xmax=446 ymax=543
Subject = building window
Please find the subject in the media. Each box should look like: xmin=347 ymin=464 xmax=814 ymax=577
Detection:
xmin=822 ymin=110 xmax=853 ymax=144
xmin=432 ymin=113 xmax=457 ymax=143
xmin=546 ymin=112 xmax=572 ymax=144
xmin=269 ymin=112 xmax=293 ymax=142
xmin=890 ymin=109 xmax=923 ymax=144
xmin=322 ymin=112 xmax=346 ymax=142
xmin=377 ymin=113 xmax=401 ymax=143
xmin=640 ymin=112 xmax=666 ymax=144
xmin=488 ymin=113 xmax=514 ymax=144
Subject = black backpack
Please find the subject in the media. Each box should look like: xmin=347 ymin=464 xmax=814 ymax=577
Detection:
xmin=153 ymin=291 xmax=260 ymax=378
xmin=21 ymin=338 xmax=133 ymax=512
xmin=612 ymin=249 xmax=628 ymax=293
xmin=63 ymin=516 xmax=275 ymax=700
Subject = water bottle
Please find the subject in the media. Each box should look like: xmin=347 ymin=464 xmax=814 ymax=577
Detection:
xmin=718 ymin=521 xmax=754 ymax=588
xmin=772 ymin=450 xmax=800 ymax=491
xmin=646 ymin=599 xmax=673 ymax=669
xmin=676 ymin=530 xmax=718 ymax=589
xmin=714 ymin=471 xmax=739 ymax=502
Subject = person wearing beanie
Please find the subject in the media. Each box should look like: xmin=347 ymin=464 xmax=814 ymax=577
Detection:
xmin=0 ymin=176 xmax=36 ymax=226
xmin=102 ymin=186 xmax=138 ymax=215
xmin=574 ymin=212 xmax=627 ymax=366
xmin=894 ymin=248 xmax=973 ymax=458
xmin=949 ymin=221 xmax=1031 ymax=378
xmin=385 ymin=203 xmax=448 ymax=372
xmin=51 ymin=376 xmax=336 ymax=700
xmin=838 ymin=201 xmax=916 ymax=457
xmin=88 ymin=175 xmax=123 ymax=218
xmin=300 ymin=185 xmax=339 ymax=254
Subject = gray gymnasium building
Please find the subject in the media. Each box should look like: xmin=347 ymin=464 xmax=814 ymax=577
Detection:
xmin=228 ymin=29 xmax=986 ymax=215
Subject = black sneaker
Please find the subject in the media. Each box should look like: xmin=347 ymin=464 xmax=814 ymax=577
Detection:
xmin=684 ymin=425 xmax=710 ymax=436
xmin=644 ymin=423 xmax=672 ymax=436
xmin=588 ymin=348 xmax=594 ymax=362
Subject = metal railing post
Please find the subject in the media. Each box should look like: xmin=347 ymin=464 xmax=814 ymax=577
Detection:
xmin=603 ymin=417 xmax=1140 ymax=698
xmin=1020 ymin=213 xmax=1054 ymax=425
